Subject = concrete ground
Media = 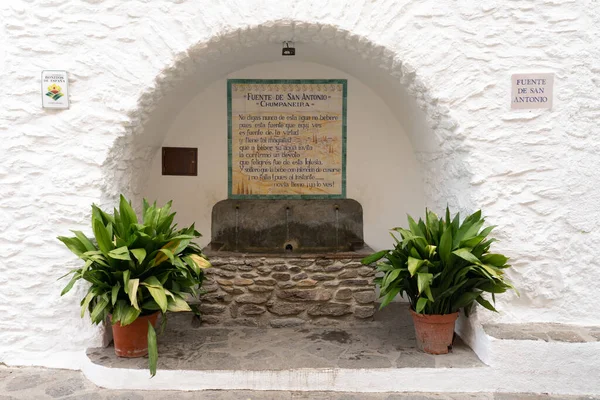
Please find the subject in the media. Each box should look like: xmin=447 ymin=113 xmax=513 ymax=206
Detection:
xmin=1 ymin=366 xmax=599 ymax=400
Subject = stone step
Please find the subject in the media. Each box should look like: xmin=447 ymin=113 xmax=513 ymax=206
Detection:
xmin=484 ymin=322 xmax=600 ymax=343
xmin=3 ymin=366 xmax=599 ymax=400
xmin=83 ymin=304 xmax=488 ymax=392
xmin=87 ymin=308 xmax=482 ymax=372
xmin=81 ymin=304 xmax=600 ymax=395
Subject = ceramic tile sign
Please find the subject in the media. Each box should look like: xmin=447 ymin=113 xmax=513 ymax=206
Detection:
xmin=511 ymin=73 xmax=554 ymax=110
xmin=41 ymin=70 xmax=69 ymax=109
xmin=228 ymin=79 xmax=347 ymax=199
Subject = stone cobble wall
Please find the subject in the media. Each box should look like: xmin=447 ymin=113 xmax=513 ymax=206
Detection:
xmin=197 ymin=256 xmax=376 ymax=327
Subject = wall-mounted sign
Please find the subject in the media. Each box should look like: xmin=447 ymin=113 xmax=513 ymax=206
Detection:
xmin=228 ymin=79 xmax=347 ymax=199
xmin=511 ymin=73 xmax=554 ymax=110
xmin=41 ymin=70 xmax=69 ymax=109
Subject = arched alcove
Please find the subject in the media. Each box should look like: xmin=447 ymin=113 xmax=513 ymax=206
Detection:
xmin=102 ymin=21 xmax=472 ymax=250
xmin=140 ymin=60 xmax=423 ymax=249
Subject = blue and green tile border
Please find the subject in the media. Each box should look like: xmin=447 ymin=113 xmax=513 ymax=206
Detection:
xmin=227 ymin=78 xmax=347 ymax=200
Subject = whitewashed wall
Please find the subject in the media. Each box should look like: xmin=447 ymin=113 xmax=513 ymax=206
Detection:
xmin=142 ymin=61 xmax=424 ymax=251
xmin=0 ymin=0 xmax=599 ymax=368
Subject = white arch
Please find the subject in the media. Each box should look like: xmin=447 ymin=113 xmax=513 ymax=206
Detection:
xmin=101 ymin=20 xmax=471 ymax=212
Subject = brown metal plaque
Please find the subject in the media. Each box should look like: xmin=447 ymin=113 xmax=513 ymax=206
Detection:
xmin=162 ymin=147 xmax=197 ymax=176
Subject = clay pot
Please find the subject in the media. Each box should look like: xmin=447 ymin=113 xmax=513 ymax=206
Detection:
xmin=110 ymin=312 xmax=159 ymax=358
xmin=410 ymin=309 xmax=458 ymax=355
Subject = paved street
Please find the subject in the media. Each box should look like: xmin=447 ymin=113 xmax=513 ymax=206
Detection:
xmin=1 ymin=366 xmax=598 ymax=400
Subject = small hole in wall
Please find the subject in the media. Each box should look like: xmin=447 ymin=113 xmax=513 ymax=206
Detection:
xmin=285 ymin=243 xmax=294 ymax=252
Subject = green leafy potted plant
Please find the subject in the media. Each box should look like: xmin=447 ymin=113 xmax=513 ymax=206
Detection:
xmin=362 ymin=208 xmax=516 ymax=354
xmin=58 ymin=195 xmax=211 ymax=375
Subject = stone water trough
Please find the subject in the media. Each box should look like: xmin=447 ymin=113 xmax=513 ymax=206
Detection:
xmin=198 ymin=199 xmax=377 ymax=327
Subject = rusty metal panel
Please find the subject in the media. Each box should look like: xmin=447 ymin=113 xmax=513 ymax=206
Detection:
xmin=162 ymin=147 xmax=197 ymax=176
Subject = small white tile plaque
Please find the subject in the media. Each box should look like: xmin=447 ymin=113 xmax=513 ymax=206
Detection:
xmin=511 ymin=73 xmax=553 ymax=110
xmin=41 ymin=70 xmax=69 ymax=109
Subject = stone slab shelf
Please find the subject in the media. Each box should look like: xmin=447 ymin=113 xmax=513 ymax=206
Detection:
xmin=87 ymin=304 xmax=483 ymax=372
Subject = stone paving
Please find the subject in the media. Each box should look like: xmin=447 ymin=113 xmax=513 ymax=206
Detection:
xmin=87 ymin=304 xmax=482 ymax=371
xmin=1 ymin=366 xmax=599 ymax=399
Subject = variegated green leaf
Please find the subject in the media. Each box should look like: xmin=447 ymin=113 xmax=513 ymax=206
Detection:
xmin=127 ymin=278 xmax=140 ymax=310
xmin=407 ymin=257 xmax=424 ymax=277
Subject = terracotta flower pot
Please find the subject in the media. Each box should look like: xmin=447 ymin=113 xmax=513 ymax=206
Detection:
xmin=410 ymin=309 xmax=458 ymax=355
xmin=110 ymin=312 xmax=159 ymax=358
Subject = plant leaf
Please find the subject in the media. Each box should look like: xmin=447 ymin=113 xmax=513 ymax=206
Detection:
xmin=72 ymin=231 xmax=96 ymax=252
xmin=154 ymin=248 xmax=175 ymax=266
xmin=188 ymin=254 xmax=211 ymax=270
xmin=424 ymin=285 xmax=434 ymax=302
xmin=407 ymin=257 xmax=424 ymax=277
xmin=379 ymin=286 xmax=401 ymax=309
xmin=476 ymin=295 xmax=497 ymax=312
xmin=142 ymin=277 xmax=168 ymax=313
xmin=148 ymin=321 xmax=158 ymax=377
xmin=415 ymin=297 xmax=428 ymax=313
xmin=127 ymin=278 xmax=140 ymax=310
xmin=381 ymin=269 xmax=401 ymax=293
xmin=478 ymin=281 xmax=509 ymax=293
xmin=425 ymin=210 xmax=439 ymax=243
xmin=478 ymin=225 xmax=496 ymax=238
xmin=417 ymin=273 xmax=433 ymax=295
xmin=80 ymin=290 xmax=96 ymax=318
xmin=111 ymin=283 xmax=120 ymax=306
xmin=119 ymin=195 xmax=138 ymax=230
xmin=141 ymin=299 xmax=162 ymax=311
xmin=452 ymin=291 xmax=481 ymax=312
xmin=166 ymin=295 xmax=192 ymax=312
xmin=407 ymin=215 xmax=425 ymax=237
xmin=481 ymin=253 xmax=508 ymax=267
xmin=130 ymin=248 xmax=147 ymax=264
xmin=425 ymin=245 xmax=437 ymax=258
xmin=92 ymin=218 xmax=114 ymax=255
xmin=90 ymin=295 xmax=109 ymax=323
xmin=479 ymin=264 xmax=500 ymax=278
xmin=120 ymin=304 xmax=141 ymax=326
xmin=108 ymin=246 xmax=131 ymax=261
xmin=60 ymin=273 xmax=81 ymax=296
xmin=453 ymin=248 xmax=482 ymax=265
xmin=123 ymin=270 xmax=130 ymax=294
xmin=57 ymin=236 xmax=87 ymax=257
xmin=439 ymin=226 xmax=453 ymax=265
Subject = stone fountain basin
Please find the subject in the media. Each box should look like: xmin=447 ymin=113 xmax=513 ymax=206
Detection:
xmin=208 ymin=199 xmax=365 ymax=253
xmin=203 ymin=198 xmax=374 ymax=326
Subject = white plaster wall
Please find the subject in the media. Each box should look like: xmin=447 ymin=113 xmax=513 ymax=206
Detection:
xmin=142 ymin=61 xmax=424 ymax=250
xmin=0 ymin=0 xmax=599 ymax=371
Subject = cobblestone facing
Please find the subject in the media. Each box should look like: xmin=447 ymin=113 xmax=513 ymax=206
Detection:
xmin=1 ymin=366 xmax=598 ymax=399
xmin=197 ymin=256 xmax=376 ymax=327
